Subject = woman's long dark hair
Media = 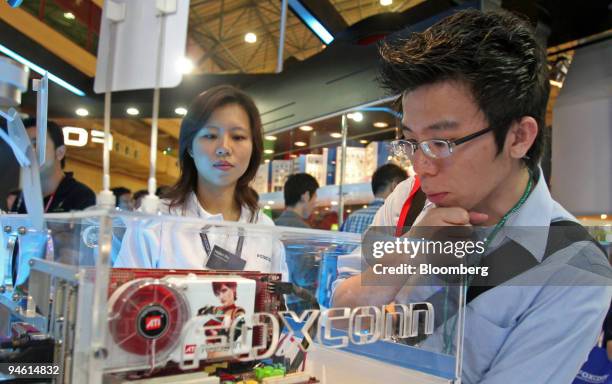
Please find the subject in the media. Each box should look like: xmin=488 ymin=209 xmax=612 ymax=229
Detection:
xmin=164 ymin=85 xmax=263 ymax=222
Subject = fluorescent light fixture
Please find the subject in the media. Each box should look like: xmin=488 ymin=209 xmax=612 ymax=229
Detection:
xmin=264 ymin=135 xmax=277 ymax=141
xmin=63 ymin=12 xmax=75 ymax=20
xmin=299 ymin=125 xmax=313 ymax=131
xmin=373 ymin=121 xmax=388 ymax=128
xmin=75 ymin=108 xmax=89 ymax=117
xmin=288 ymin=0 xmax=334 ymax=44
xmin=330 ymin=132 xmax=342 ymax=138
xmin=175 ymin=107 xmax=187 ymax=116
xmin=126 ymin=107 xmax=139 ymax=116
xmin=264 ymin=149 xmax=274 ymax=154
xmin=360 ymin=139 xmax=368 ymax=144
xmin=245 ymin=32 xmax=257 ymax=43
xmin=176 ymin=57 xmax=194 ymax=74
xmin=0 ymin=43 xmax=85 ymax=96
xmin=380 ymin=0 xmax=392 ymax=5
xmin=267 ymin=200 xmax=274 ymax=204
xmin=295 ymin=141 xmax=307 ymax=147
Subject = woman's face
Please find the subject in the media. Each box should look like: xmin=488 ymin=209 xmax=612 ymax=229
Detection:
xmin=191 ymin=103 xmax=253 ymax=189
xmin=217 ymin=284 xmax=235 ymax=306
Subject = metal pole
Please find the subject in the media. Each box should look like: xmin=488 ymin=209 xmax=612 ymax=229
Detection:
xmin=338 ymin=114 xmax=348 ymax=229
xmin=276 ymin=0 xmax=288 ymax=73
xmin=98 ymin=20 xmax=119 ymax=209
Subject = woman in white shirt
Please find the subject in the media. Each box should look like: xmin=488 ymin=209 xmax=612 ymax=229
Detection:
xmin=115 ymin=85 xmax=287 ymax=278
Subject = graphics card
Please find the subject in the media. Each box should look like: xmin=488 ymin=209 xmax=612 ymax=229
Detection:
xmin=104 ymin=269 xmax=282 ymax=373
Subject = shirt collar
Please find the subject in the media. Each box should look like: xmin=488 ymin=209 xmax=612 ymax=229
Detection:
xmin=187 ymin=192 xmax=252 ymax=222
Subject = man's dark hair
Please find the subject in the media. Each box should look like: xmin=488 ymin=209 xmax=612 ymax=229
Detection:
xmin=283 ymin=173 xmax=319 ymax=207
xmin=371 ymin=163 xmax=408 ymax=195
xmin=133 ymin=189 xmax=148 ymax=201
xmin=379 ymin=9 xmax=549 ymax=170
xmin=111 ymin=187 xmax=131 ymax=207
xmin=22 ymin=117 xmax=66 ymax=168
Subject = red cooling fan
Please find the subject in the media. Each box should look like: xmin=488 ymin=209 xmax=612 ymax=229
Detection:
xmin=108 ymin=278 xmax=190 ymax=358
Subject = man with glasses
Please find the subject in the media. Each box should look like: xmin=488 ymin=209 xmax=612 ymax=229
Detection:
xmin=332 ymin=9 xmax=612 ymax=383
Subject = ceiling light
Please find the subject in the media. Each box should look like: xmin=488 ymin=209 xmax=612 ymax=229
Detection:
xmin=264 ymin=149 xmax=274 ymax=154
xmin=360 ymin=139 xmax=368 ymax=144
xmin=348 ymin=112 xmax=363 ymax=122
xmin=373 ymin=121 xmax=388 ymax=128
xmin=245 ymin=32 xmax=257 ymax=43
xmin=264 ymin=205 xmax=271 ymax=210
xmin=267 ymin=201 xmax=274 ymax=204
xmin=330 ymin=132 xmax=342 ymax=138
xmin=549 ymin=79 xmax=563 ymax=88
xmin=331 ymin=201 xmax=338 ymax=206
xmin=174 ymin=107 xmax=187 ymax=116
xmin=126 ymin=107 xmax=139 ymax=116
xmin=290 ymin=154 xmax=297 ymax=158
xmin=295 ymin=141 xmax=307 ymax=147
xmin=602 ymin=214 xmax=608 ymax=220
xmin=176 ymin=57 xmax=194 ymax=74
xmin=265 ymin=135 xmax=277 ymax=141
xmin=63 ymin=12 xmax=75 ymax=20
xmin=380 ymin=0 xmax=392 ymax=5
xmin=363 ymin=205 xmax=368 ymax=209
xmin=299 ymin=125 xmax=313 ymax=132
xmin=0 ymin=43 xmax=85 ymax=96
xmin=75 ymin=108 xmax=89 ymax=117
xmin=264 ymin=159 xmax=270 ymax=163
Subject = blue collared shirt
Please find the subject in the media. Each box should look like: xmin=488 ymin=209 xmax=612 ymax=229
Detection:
xmin=425 ymin=172 xmax=612 ymax=383
xmin=334 ymin=172 xmax=612 ymax=383
xmin=341 ymin=198 xmax=385 ymax=234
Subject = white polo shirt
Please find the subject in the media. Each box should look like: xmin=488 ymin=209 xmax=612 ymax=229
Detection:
xmin=114 ymin=192 xmax=288 ymax=280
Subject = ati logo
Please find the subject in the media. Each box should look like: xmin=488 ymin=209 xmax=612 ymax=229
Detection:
xmin=145 ymin=316 xmax=162 ymax=331
xmin=137 ymin=306 xmax=168 ymax=339
xmin=184 ymin=344 xmax=196 ymax=354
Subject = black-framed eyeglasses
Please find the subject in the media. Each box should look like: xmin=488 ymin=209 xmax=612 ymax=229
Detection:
xmin=389 ymin=127 xmax=493 ymax=160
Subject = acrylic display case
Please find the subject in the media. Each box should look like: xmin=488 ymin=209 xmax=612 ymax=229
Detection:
xmin=0 ymin=210 xmax=465 ymax=383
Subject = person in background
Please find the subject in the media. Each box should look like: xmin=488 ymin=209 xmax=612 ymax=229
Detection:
xmin=5 ymin=189 xmax=20 ymax=212
xmin=132 ymin=189 xmax=148 ymax=210
xmin=155 ymin=185 xmax=170 ymax=197
xmin=341 ymin=163 xmax=408 ymax=234
xmin=274 ymin=173 xmax=320 ymax=312
xmin=115 ymin=85 xmax=287 ymax=278
xmin=111 ymin=187 xmax=133 ymax=211
xmin=12 ymin=118 xmax=96 ymax=213
xmin=275 ymin=173 xmax=319 ymax=228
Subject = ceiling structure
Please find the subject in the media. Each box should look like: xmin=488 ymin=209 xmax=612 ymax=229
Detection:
xmin=1 ymin=0 xmax=611 ymax=189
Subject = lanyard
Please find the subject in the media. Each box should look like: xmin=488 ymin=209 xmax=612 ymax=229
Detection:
xmin=44 ymin=193 xmax=56 ymax=213
xmin=200 ymin=226 xmax=245 ymax=258
xmin=395 ymin=176 xmax=422 ymax=237
xmin=483 ymin=173 xmax=533 ymax=250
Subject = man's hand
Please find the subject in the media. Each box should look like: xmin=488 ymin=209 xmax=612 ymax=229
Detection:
xmin=409 ymin=207 xmax=488 ymax=228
